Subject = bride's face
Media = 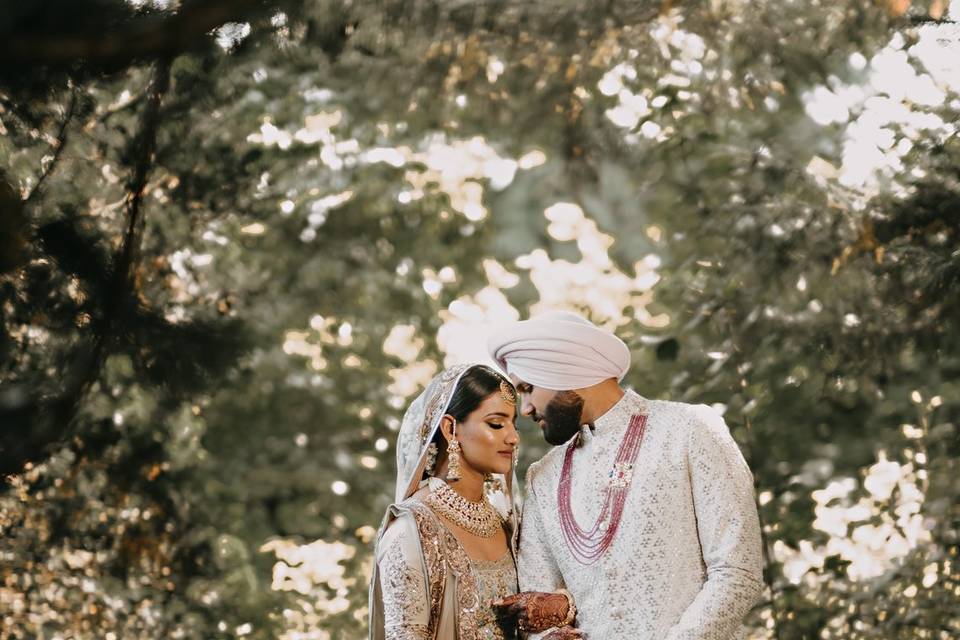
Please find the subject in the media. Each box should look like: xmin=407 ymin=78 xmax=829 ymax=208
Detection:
xmin=456 ymin=392 xmax=519 ymax=477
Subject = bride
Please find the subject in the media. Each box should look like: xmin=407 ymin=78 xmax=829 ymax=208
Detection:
xmin=369 ymin=363 xmax=520 ymax=639
xmin=368 ymin=364 xmax=580 ymax=639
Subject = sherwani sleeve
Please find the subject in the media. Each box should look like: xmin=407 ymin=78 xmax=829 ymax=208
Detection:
xmin=376 ymin=513 xmax=432 ymax=640
xmin=517 ymin=465 xmax=567 ymax=639
xmin=664 ymin=406 xmax=764 ymax=640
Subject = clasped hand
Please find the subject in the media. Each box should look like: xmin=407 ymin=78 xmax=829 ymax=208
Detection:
xmin=491 ymin=591 xmax=584 ymax=638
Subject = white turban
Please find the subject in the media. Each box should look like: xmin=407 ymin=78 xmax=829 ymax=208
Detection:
xmin=486 ymin=311 xmax=631 ymax=391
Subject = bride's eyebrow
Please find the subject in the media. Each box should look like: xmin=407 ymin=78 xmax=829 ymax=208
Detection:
xmin=484 ymin=412 xmax=511 ymax=419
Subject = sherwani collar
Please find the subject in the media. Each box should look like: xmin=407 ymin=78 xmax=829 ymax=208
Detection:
xmin=578 ymin=389 xmax=645 ymax=446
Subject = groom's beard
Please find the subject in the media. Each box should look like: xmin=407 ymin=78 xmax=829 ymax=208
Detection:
xmin=537 ymin=391 xmax=585 ymax=446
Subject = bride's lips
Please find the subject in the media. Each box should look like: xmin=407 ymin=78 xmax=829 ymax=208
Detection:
xmin=497 ymin=450 xmax=514 ymax=458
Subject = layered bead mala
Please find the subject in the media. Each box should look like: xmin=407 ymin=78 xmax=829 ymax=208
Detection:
xmin=557 ymin=413 xmax=648 ymax=565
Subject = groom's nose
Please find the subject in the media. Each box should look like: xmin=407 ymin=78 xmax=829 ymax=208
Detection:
xmin=521 ymin=398 xmax=535 ymax=418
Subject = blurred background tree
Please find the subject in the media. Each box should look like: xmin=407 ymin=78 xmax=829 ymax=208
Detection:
xmin=1 ymin=0 xmax=958 ymax=638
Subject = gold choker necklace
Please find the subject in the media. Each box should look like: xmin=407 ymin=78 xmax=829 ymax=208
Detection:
xmin=427 ymin=480 xmax=503 ymax=538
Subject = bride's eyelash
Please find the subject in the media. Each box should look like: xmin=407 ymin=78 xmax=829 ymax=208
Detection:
xmin=486 ymin=422 xmax=504 ymax=430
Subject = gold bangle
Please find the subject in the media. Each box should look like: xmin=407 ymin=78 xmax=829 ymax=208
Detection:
xmin=556 ymin=588 xmax=576 ymax=626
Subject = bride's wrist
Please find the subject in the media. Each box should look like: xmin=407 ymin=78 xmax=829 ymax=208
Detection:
xmin=554 ymin=589 xmax=576 ymax=626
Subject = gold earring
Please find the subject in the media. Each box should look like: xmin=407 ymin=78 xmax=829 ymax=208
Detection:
xmin=447 ymin=420 xmax=462 ymax=482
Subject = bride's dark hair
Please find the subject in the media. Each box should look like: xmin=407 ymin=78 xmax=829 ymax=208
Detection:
xmin=445 ymin=365 xmax=516 ymax=422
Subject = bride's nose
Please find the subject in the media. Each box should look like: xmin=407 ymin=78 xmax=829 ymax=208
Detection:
xmin=504 ymin=424 xmax=519 ymax=445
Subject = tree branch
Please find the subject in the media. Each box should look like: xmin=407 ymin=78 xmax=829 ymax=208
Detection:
xmin=0 ymin=0 xmax=270 ymax=68
xmin=910 ymin=16 xmax=958 ymax=25
xmin=47 ymin=57 xmax=173 ymax=438
xmin=113 ymin=57 xmax=172 ymax=296
xmin=25 ymin=88 xmax=78 ymax=203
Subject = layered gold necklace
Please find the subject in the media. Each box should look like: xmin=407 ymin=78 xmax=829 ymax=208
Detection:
xmin=427 ymin=480 xmax=503 ymax=538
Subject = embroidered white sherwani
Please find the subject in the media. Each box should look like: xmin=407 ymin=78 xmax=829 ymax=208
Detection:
xmin=519 ymin=390 xmax=763 ymax=638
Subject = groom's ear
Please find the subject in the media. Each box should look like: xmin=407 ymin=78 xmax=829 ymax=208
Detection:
xmin=438 ymin=415 xmax=455 ymax=443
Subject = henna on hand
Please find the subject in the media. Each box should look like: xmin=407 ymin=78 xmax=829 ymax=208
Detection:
xmin=491 ymin=591 xmax=570 ymax=633
xmin=543 ymin=626 xmax=585 ymax=640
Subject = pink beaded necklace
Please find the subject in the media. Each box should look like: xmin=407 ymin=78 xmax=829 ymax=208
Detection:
xmin=557 ymin=413 xmax=648 ymax=565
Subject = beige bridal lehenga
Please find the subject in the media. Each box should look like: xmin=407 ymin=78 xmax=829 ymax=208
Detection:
xmin=369 ymin=365 xmax=520 ymax=640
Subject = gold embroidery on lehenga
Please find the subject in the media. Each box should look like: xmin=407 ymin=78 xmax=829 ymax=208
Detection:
xmin=409 ymin=501 xmax=484 ymax=640
xmin=473 ymin=553 xmax=518 ymax=640
xmin=384 ymin=625 xmax=430 ymax=640
xmin=378 ymin=498 xmax=518 ymax=639
xmin=380 ymin=528 xmax=429 ymax=639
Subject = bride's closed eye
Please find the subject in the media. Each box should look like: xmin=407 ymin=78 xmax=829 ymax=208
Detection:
xmin=486 ymin=422 xmax=505 ymax=430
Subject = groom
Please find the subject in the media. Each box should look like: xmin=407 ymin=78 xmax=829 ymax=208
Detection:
xmin=490 ymin=311 xmax=763 ymax=638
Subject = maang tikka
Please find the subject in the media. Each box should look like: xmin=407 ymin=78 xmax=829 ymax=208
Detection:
xmin=500 ymin=380 xmax=517 ymax=406
xmin=446 ymin=419 xmax=462 ymax=481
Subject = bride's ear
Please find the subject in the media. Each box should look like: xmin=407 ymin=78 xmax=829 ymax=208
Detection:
xmin=439 ymin=415 xmax=456 ymax=443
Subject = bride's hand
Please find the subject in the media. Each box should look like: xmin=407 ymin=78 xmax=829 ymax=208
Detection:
xmin=543 ymin=626 xmax=586 ymax=640
xmin=491 ymin=591 xmax=570 ymax=632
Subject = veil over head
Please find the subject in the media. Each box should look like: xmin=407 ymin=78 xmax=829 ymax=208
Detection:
xmin=391 ymin=363 xmax=519 ymax=518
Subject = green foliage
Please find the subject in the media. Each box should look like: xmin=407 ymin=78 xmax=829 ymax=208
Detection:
xmin=2 ymin=1 xmax=959 ymax=638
